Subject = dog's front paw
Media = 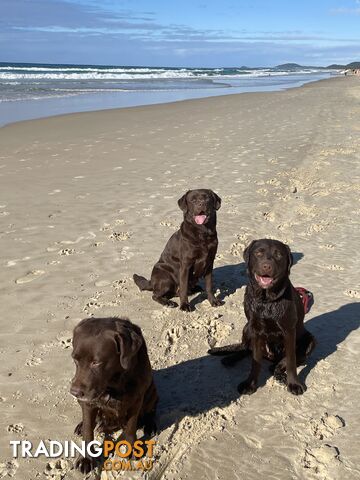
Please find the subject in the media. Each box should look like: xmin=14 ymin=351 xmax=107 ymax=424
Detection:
xmin=287 ymin=382 xmax=305 ymax=395
xmin=74 ymin=421 xmax=82 ymax=436
xmin=180 ymin=302 xmax=194 ymax=312
xmin=237 ymin=380 xmax=257 ymax=395
xmin=209 ymin=297 xmax=222 ymax=307
xmin=144 ymin=418 xmax=158 ymax=437
xmin=74 ymin=455 xmax=97 ymax=474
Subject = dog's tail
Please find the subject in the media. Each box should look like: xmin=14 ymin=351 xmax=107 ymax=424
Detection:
xmin=133 ymin=274 xmax=152 ymax=291
xmin=208 ymin=343 xmax=250 ymax=367
xmin=208 ymin=343 xmax=248 ymax=356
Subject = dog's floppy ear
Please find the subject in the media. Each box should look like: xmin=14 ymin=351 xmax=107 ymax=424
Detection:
xmin=212 ymin=191 xmax=222 ymax=210
xmin=114 ymin=326 xmax=143 ymax=370
xmin=178 ymin=190 xmax=190 ymax=212
xmin=243 ymin=240 xmax=257 ymax=266
xmin=284 ymin=244 xmax=293 ymax=274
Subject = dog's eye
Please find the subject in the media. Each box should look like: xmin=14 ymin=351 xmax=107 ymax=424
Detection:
xmin=91 ymin=361 xmax=102 ymax=368
xmin=273 ymin=250 xmax=282 ymax=259
xmin=255 ymin=250 xmax=264 ymax=257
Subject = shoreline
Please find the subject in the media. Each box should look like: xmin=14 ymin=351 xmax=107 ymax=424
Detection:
xmin=0 ymin=73 xmax=337 ymax=128
xmin=0 ymin=75 xmax=359 ymax=480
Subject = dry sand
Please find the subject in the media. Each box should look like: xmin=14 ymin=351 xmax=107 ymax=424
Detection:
xmin=0 ymin=76 xmax=359 ymax=480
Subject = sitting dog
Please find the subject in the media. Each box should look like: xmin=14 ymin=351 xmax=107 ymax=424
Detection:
xmin=70 ymin=317 xmax=158 ymax=473
xmin=209 ymin=239 xmax=316 ymax=395
xmin=133 ymin=189 xmax=222 ymax=311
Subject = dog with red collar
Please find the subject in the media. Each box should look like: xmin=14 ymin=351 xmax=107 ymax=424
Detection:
xmin=209 ymin=238 xmax=316 ymax=396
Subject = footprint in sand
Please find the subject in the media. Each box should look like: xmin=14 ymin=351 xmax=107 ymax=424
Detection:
xmin=263 ymin=211 xmax=275 ymax=222
xmin=109 ymin=231 xmax=132 ymax=242
xmin=26 ymin=356 xmax=43 ymax=367
xmin=0 ymin=460 xmax=19 ymax=478
xmin=7 ymin=423 xmax=24 ymax=434
xmin=319 ymin=244 xmax=335 ymax=250
xmin=344 ymin=289 xmax=360 ymax=299
xmin=101 ymin=223 xmax=112 ymax=232
xmin=205 ymin=316 xmax=231 ymax=348
xmin=15 ymin=270 xmax=45 ymax=284
xmin=57 ymin=335 xmax=72 ymax=349
xmin=303 ymin=444 xmax=341 ymax=477
xmin=160 ymin=220 xmax=178 ymax=230
xmin=114 ymin=219 xmax=126 ymax=225
xmin=44 ymin=459 xmax=70 ymax=478
xmin=112 ymin=278 xmax=130 ymax=292
xmin=163 ymin=326 xmax=185 ymax=353
xmin=58 ymin=248 xmax=75 ymax=256
xmin=92 ymin=241 xmax=105 ymax=247
xmin=230 ymin=242 xmax=246 ymax=257
xmin=310 ymin=413 xmax=345 ymax=440
xmin=323 ymin=265 xmax=344 ymax=271
xmin=83 ymin=299 xmax=102 ymax=312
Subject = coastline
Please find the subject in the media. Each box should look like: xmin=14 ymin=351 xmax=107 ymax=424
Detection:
xmin=0 ymin=72 xmax=336 ymax=128
xmin=0 ymin=75 xmax=359 ymax=480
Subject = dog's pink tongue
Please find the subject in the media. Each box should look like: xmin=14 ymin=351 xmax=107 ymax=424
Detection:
xmin=259 ymin=276 xmax=273 ymax=286
xmin=194 ymin=215 xmax=207 ymax=225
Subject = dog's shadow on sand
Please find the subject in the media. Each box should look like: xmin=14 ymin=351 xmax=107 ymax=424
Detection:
xmin=300 ymin=302 xmax=360 ymax=383
xmin=154 ymin=301 xmax=360 ymax=432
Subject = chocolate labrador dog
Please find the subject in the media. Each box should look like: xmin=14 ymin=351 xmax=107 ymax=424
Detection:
xmin=70 ymin=317 xmax=158 ymax=474
xmin=133 ymin=189 xmax=222 ymax=311
xmin=209 ymin=239 xmax=316 ymax=396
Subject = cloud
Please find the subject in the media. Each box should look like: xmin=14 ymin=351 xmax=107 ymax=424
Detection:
xmin=0 ymin=0 xmax=157 ymax=30
xmin=330 ymin=7 xmax=360 ymax=15
xmin=1 ymin=0 xmax=359 ymax=66
xmin=3 ymin=0 xmax=359 ymax=46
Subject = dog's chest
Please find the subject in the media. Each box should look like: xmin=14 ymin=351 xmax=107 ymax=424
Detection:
xmin=250 ymin=300 xmax=288 ymax=335
xmin=192 ymin=256 xmax=209 ymax=277
xmin=191 ymin=239 xmax=217 ymax=277
xmin=97 ymin=400 xmax=130 ymax=431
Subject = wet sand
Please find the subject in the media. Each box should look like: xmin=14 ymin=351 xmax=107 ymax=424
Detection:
xmin=0 ymin=76 xmax=359 ymax=480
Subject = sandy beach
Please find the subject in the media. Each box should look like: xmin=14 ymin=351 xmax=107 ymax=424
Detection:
xmin=0 ymin=76 xmax=359 ymax=480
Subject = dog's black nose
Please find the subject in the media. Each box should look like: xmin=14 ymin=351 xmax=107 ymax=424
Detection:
xmin=262 ymin=263 xmax=272 ymax=273
xmin=70 ymin=386 xmax=84 ymax=398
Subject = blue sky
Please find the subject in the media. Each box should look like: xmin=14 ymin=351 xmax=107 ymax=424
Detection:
xmin=0 ymin=0 xmax=359 ymax=66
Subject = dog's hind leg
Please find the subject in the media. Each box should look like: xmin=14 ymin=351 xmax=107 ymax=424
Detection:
xmin=152 ymin=272 xmax=178 ymax=308
xmin=296 ymin=329 xmax=316 ymax=365
xmin=273 ymin=330 xmax=316 ymax=384
xmin=272 ymin=358 xmax=287 ymax=384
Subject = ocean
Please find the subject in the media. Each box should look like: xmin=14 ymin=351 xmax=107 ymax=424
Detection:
xmin=0 ymin=63 xmax=340 ymax=126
